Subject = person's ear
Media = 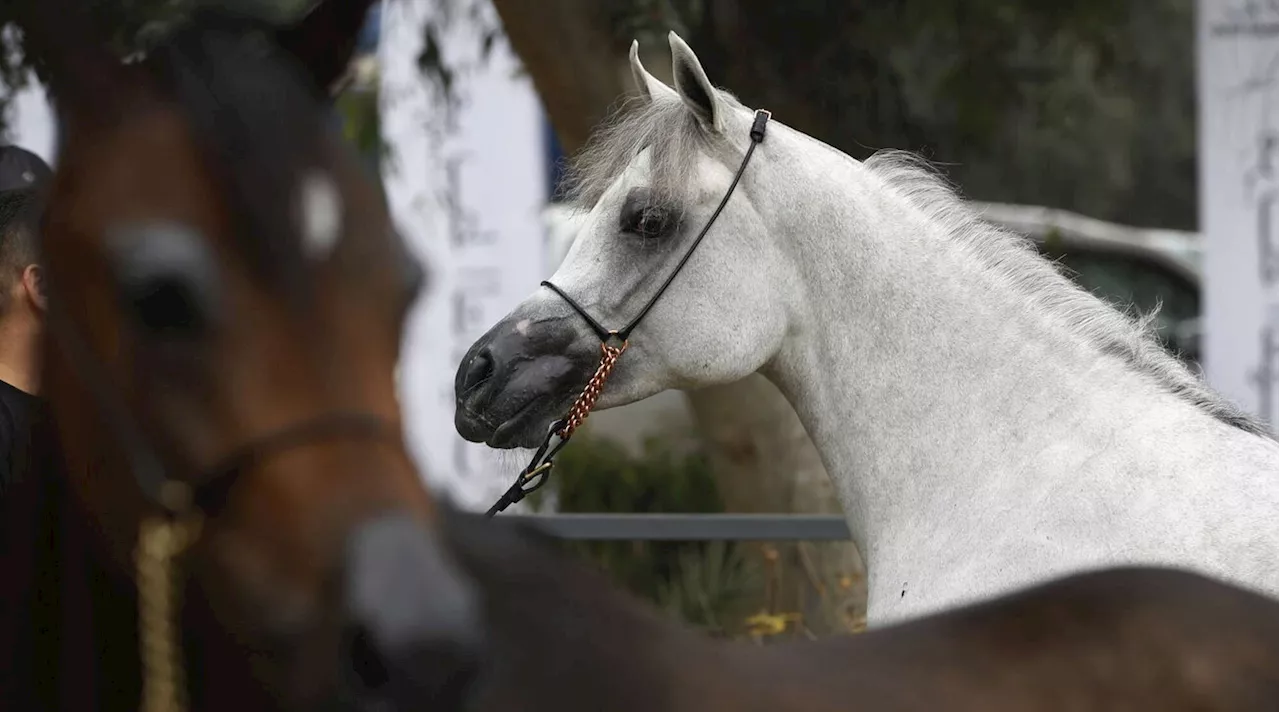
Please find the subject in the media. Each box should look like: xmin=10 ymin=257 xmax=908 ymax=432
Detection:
xmin=22 ymin=264 xmax=46 ymax=312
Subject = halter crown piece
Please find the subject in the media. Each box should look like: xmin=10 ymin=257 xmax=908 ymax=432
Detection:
xmin=486 ymin=109 xmax=772 ymax=517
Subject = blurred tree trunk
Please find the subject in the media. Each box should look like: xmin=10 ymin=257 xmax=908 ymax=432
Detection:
xmin=491 ymin=0 xmax=866 ymax=634
xmin=489 ymin=0 xmax=658 ymax=154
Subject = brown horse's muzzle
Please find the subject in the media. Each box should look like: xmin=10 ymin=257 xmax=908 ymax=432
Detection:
xmin=338 ymin=512 xmax=485 ymax=709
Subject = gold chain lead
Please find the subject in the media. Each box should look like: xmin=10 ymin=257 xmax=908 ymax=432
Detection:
xmin=136 ymin=514 xmax=203 ymax=712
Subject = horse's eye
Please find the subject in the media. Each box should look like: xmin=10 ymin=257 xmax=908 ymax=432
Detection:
xmin=106 ymin=223 xmax=221 ymax=339
xmin=127 ymin=275 xmax=208 ymax=336
xmin=622 ymin=205 xmax=671 ymax=239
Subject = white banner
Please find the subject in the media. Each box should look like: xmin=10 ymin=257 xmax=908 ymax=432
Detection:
xmin=379 ymin=0 xmax=547 ymax=509
xmin=1197 ymin=0 xmax=1279 ymax=426
xmin=8 ymin=81 xmax=55 ymax=164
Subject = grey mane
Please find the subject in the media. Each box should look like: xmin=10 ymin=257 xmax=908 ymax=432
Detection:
xmin=566 ymin=92 xmax=1275 ymax=440
xmin=864 ymin=149 xmax=1274 ymax=440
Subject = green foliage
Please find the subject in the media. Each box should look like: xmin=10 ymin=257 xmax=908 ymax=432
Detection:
xmin=655 ymin=539 xmax=758 ymax=637
xmin=529 ymin=436 xmax=758 ymax=635
xmin=539 ymin=436 xmax=720 ymax=514
xmin=0 ymin=0 xmax=188 ymax=74
xmin=659 ymin=0 xmax=1198 ymax=230
xmin=334 ymin=85 xmax=384 ymax=161
xmin=1 ymin=0 xmax=1203 ymax=231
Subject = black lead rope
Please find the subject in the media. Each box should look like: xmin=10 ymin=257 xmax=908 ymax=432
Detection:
xmin=485 ymin=109 xmax=772 ymax=518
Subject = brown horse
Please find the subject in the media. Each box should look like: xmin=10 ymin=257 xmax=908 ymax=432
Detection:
xmin=445 ymin=508 xmax=1278 ymax=712
xmin=1 ymin=2 xmax=484 ymax=710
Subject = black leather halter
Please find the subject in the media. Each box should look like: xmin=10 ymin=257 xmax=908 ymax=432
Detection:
xmin=486 ymin=109 xmax=772 ymax=517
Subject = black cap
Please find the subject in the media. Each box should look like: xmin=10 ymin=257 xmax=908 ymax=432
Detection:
xmin=0 ymin=145 xmax=52 ymax=194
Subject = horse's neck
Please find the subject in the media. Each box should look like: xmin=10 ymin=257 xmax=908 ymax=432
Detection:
xmin=0 ymin=440 xmax=141 ymax=711
xmin=759 ymin=140 xmax=1270 ymax=579
xmin=442 ymin=511 xmax=754 ymax=711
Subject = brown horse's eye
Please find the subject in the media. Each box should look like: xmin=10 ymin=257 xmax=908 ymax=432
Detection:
xmin=128 ymin=276 xmax=208 ymax=336
xmin=106 ymin=223 xmax=221 ymax=339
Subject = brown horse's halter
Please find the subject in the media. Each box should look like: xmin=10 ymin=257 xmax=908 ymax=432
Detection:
xmin=486 ymin=109 xmax=772 ymax=517
xmin=46 ymin=304 xmax=399 ymax=712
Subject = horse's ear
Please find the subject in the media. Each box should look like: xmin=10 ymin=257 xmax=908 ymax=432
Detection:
xmin=13 ymin=0 xmax=139 ymax=130
xmin=668 ymin=31 xmax=724 ymax=133
xmin=274 ymin=0 xmax=378 ymax=96
xmin=629 ymin=40 xmax=677 ymax=105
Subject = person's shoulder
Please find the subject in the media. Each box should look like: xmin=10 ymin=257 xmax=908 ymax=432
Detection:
xmin=0 ymin=379 xmax=37 ymax=426
xmin=0 ymin=381 xmax=20 ymax=453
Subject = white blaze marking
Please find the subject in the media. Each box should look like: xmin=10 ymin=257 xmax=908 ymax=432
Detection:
xmin=299 ymin=171 xmax=343 ymax=260
xmin=515 ymin=319 xmax=531 ymax=335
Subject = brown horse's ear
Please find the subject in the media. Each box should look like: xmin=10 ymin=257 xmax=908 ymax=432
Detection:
xmin=12 ymin=0 xmax=140 ymax=131
xmin=274 ymin=0 xmax=379 ymax=97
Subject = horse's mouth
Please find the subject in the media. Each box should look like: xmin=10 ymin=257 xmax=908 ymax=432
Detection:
xmin=456 ymin=397 xmax=550 ymax=450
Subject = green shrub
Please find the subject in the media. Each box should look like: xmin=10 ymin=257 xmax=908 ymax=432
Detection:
xmin=528 ymin=435 xmax=758 ymax=635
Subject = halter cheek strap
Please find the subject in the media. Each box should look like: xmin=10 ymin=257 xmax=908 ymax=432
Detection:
xmin=486 ymin=109 xmax=772 ymax=517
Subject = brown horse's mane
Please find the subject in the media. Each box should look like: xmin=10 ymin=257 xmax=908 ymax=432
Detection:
xmin=443 ymin=506 xmax=1277 ymax=712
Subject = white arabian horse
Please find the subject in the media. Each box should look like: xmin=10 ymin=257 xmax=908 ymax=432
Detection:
xmin=454 ymin=32 xmax=1279 ymax=625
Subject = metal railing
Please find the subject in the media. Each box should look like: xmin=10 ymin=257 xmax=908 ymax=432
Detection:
xmin=504 ymin=513 xmax=852 ymax=541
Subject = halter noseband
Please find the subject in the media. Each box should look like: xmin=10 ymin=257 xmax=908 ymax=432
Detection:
xmin=487 ymin=108 xmax=772 ymax=517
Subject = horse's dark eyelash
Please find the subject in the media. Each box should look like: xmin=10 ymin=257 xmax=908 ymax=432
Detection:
xmin=623 ymin=206 xmax=671 ymax=239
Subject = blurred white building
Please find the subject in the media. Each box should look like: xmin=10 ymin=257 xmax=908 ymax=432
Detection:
xmin=376 ymin=1 xmax=556 ymax=509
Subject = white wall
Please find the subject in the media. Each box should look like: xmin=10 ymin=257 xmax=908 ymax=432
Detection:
xmin=1197 ymin=0 xmax=1279 ymax=426
xmin=7 ymin=80 xmax=55 ymax=163
xmin=379 ymin=0 xmax=549 ymax=510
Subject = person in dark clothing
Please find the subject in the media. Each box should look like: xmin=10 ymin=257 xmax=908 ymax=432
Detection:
xmin=0 ymin=145 xmax=52 ymax=495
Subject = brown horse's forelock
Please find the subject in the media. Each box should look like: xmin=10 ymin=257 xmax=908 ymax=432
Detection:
xmin=153 ymin=12 xmax=334 ymax=298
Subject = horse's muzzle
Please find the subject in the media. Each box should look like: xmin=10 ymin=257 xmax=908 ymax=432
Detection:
xmin=340 ymin=513 xmax=485 ymax=708
xmin=453 ymin=315 xmax=595 ymax=449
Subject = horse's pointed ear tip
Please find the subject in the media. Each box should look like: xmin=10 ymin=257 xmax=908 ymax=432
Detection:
xmin=629 ymin=39 xmax=640 ymax=58
xmin=668 ymin=32 xmax=698 ymax=61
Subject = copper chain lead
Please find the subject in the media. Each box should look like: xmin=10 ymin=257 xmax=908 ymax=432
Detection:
xmin=557 ymin=339 xmax=628 ymax=440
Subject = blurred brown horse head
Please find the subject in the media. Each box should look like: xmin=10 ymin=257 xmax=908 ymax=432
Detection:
xmin=4 ymin=1 xmax=483 ymax=709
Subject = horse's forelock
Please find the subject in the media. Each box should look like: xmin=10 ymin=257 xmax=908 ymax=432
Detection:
xmin=153 ymin=12 xmax=335 ymax=293
xmin=563 ymin=94 xmax=730 ymax=216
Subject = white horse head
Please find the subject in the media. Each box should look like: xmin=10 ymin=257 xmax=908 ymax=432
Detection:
xmin=456 ymin=33 xmax=1278 ymax=623
xmin=455 ymin=33 xmax=799 ymax=447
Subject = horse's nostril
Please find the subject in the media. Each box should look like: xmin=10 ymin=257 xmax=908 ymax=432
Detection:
xmin=460 ymin=347 xmax=495 ymax=395
xmin=341 ymin=619 xmax=483 ymax=706
xmin=341 ymin=514 xmax=486 ymax=706
xmin=344 ymin=624 xmax=391 ymax=693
